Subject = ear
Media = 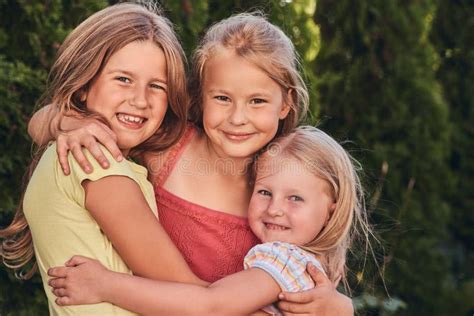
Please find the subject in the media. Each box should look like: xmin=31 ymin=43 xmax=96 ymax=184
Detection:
xmin=324 ymin=202 xmax=336 ymax=227
xmin=80 ymin=91 xmax=87 ymax=102
xmin=278 ymin=89 xmax=292 ymax=119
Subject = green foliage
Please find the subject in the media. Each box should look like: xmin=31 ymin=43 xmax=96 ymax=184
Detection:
xmin=430 ymin=0 xmax=474 ymax=314
xmin=313 ymin=0 xmax=462 ymax=314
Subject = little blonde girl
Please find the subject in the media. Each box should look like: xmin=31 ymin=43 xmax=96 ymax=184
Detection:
xmin=27 ymin=10 xmax=353 ymax=314
xmin=1 ymin=3 xmax=205 ymax=315
xmin=48 ymin=126 xmax=369 ymax=315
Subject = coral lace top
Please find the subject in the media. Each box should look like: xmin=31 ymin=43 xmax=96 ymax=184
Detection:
xmin=154 ymin=125 xmax=259 ymax=282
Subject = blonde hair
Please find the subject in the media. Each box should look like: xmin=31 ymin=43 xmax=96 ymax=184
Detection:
xmin=189 ymin=12 xmax=309 ymax=136
xmin=256 ymin=126 xmax=371 ymax=290
xmin=0 ymin=2 xmax=188 ymax=279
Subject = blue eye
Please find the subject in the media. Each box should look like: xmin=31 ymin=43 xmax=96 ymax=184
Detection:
xmin=116 ymin=76 xmax=131 ymax=83
xmin=215 ymin=95 xmax=230 ymax=102
xmin=257 ymin=189 xmax=272 ymax=197
xmin=250 ymin=98 xmax=266 ymax=104
xmin=289 ymin=195 xmax=304 ymax=202
xmin=150 ymin=83 xmax=166 ymax=91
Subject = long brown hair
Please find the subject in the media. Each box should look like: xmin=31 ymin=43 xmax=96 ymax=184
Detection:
xmin=0 ymin=2 xmax=188 ymax=279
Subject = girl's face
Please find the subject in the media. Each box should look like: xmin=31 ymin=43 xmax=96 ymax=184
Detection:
xmin=201 ymin=49 xmax=290 ymax=160
xmin=248 ymin=156 xmax=335 ymax=245
xmin=85 ymin=40 xmax=168 ymax=155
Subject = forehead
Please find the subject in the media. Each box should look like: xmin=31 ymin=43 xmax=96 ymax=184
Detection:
xmin=103 ymin=40 xmax=167 ymax=76
xmin=202 ymin=48 xmax=281 ymax=89
xmin=255 ymin=154 xmax=333 ymax=194
xmin=255 ymin=156 xmax=307 ymax=179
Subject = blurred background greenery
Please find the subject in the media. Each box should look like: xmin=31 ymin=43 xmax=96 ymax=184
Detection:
xmin=0 ymin=0 xmax=472 ymax=315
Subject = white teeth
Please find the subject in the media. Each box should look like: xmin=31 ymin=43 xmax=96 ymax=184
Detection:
xmin=117 ymin=113 xmax=144 ymax=124
xmin=265 ymin=223 xmax=287 ymax=231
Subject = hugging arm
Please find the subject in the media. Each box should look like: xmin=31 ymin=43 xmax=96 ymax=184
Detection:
xmin=28 ymin=104 xmax=58 ymax=145
xmin=50 ymin=256 xmax=280 ymax=316
xmin=28 ymin=104 xmax=122 ymax=175
xmin=82 ymin=176 xmax=204 ymax=285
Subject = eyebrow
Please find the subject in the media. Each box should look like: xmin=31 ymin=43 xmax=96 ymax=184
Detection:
xmin=248 ymin=92 xmax=272 ymax=99
xmin=207 ymin=89 xmax=272 ymax=98
xmin=207 ymin=88 xmax=231 ymax=94
xmin=108 ymin=69 xmax=167 ymax=85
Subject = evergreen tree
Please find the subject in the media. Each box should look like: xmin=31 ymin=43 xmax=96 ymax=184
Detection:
xmin=314 ymin=1 xmax=453 ymax=314
xmin=430 ymin=1 xmax=474 ymax=314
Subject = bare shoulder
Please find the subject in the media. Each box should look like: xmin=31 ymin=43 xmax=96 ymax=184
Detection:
xmin=143 ymin=125 xmax=204 ymax=182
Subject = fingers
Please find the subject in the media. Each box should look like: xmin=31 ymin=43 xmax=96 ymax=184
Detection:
xmin=84 ymin=141 xmax=110 ymax=169
xmin=55 ymin=120 xmax=121 ymax=175
xmin=70 ymin=144 xmax=92 ymax=173
xmin=48 ymin=277 xmax=67 ymax=288
xmin=279 ymin=289 xmax=314 ymax=304
xmin=48 ymin=266 xmax=70 ymax=278
xmin=65 ymin=255 xmax=93 ymax=267
xmin=91 ymin=122 xmax=117 ymax=143
xmin=53 ymin=288 xmax=68 ymax=297
xmin=307 ymin=263 xmax=331 ymax=287
xmin=55 ymin=296 xmax=73 ymax=306
xmin=89 ymin=124 xmax=122 ymax=162
xmin=278 ymin=299 xmax=312 ymax=314
xmin=56 ymin=136 xmax=71 ymax=175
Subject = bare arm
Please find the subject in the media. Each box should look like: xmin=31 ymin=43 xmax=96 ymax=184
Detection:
xmin=50 ymin=256 xmax=280 ymax=315
xmin=106 ymin=268 xmax=279 ymax=315
xmin=83 ymin=176 xmax=204 ymax=285
xmin=28 ymin=104 xmax=58 ymax=145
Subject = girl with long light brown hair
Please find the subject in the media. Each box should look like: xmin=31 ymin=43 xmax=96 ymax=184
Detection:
xmin=0 ymin=3 xmax=205 ymax=315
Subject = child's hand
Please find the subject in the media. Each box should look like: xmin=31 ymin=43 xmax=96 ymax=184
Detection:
xmin=277 ymin=263 xmax=353 ymax=316
xmin=47 ymin=255 xmax=110 ymax=306
xmin=56 ymin=120 xmax=121 ymax=175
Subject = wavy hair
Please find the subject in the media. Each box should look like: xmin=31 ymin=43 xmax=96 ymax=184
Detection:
xmin=0 ymin=2 xmax=188 ymax=279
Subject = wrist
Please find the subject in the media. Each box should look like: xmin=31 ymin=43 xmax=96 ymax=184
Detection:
xmin=99 ymin=270 xmax=117 ymax=303
xmin=336 ymin=292 xmax=354 ymax=315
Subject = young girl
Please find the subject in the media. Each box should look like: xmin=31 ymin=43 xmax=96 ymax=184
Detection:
xmin=0 ymin=3 xmax=207 ymax=315
xmin=27 ymin=12 xmax=353 ymax=314
xmin=48 ymin=126 xmax=367 ymax=315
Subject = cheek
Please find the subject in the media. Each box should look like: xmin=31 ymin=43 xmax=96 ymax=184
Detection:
xmin=202 ymin=102 xmax=222 ymax=128
xmin=247 ymin=196 xmax=266 ymax=220
xmin=254 ymin=107 xmax=283 ymax=132
xmin=302 ymin=212 xmax=327 ymax=240
xmin=153 ymin=99 xmax=168 ymax=120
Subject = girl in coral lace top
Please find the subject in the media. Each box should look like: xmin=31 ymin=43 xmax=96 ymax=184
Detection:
xmin=29 ymin=13 xmax=353 ymax=315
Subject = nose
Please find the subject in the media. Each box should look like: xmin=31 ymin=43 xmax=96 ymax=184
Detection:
xmin=130 ymin=85 xmax=148 ymax=109
xmin=266 ymin=198 xmax=284 ymax=217
xmin=228 ymin=102 xmax=248 ymax=126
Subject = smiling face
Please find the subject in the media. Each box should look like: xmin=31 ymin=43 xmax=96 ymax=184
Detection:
xmin=201 ymin=49 xmax=290 ymax=160
xmin=85 ymin=40 xmax=168 ymax=155
xmin=248 ymin=156 xmax=335 ymax=245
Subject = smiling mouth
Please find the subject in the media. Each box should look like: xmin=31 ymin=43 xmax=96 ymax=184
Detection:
xmin=116 ymin=113 xmax=147 ymax=128
xmin=223 ymin=131 xmax=255 ymax=141
xmin=264 ymin=223 xmax=289 ymax=231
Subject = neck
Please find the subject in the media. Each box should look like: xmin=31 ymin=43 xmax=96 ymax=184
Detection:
xmin=203 ymin=140 xmax=254 ymax=182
